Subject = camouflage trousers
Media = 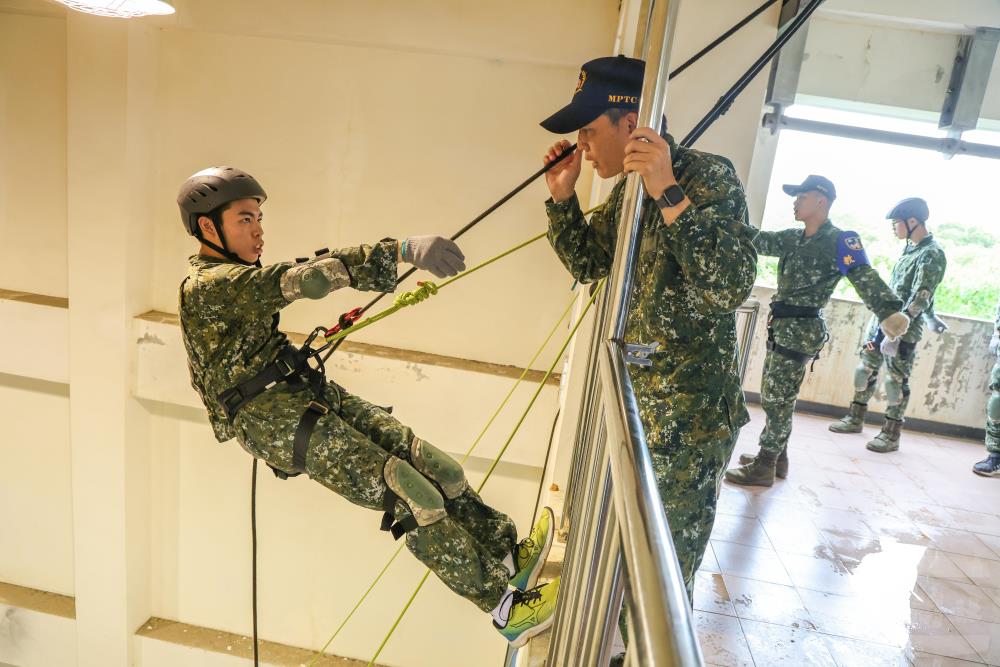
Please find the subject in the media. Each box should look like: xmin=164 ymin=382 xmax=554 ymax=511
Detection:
xmin=758 ymin=348 xmax=809 ymax=456
xmin=648 ymin=430 xmax=740 ymax=599
xmin=630 ymin=378 xmax=742 ymax=598
xmin=235 ymin=382 xmax=517 ymax=612
xmin=987 ymin=359 xmax=1000 ymax=455
xmin=852 ymin=344 xmax=918 ymax=421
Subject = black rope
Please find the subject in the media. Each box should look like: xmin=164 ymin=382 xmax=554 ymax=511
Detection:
xmin=315 ymin=0 xmax=785 ymax=366
xmin=669 ymin=0 xmax=782 ymax=81
xmin=251 ymin=458 xmax=260 ymax=666
xmin=316 ymin=142 xmax=578 ymax=364
xmin=682 ymin=0 xmax=825 ymax=148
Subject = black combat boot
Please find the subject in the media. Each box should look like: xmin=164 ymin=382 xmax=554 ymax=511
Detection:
xmin=866 ymin=418 xmax=902 ymax=453
xmin=829 ymin=402 xmax=867 ymax=434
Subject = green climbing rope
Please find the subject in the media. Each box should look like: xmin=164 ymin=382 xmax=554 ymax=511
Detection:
xmin=305 ymin=289 xmax=578 ymax=665
xmin=365 ymin=279 xmax=605 ymax=666
xmin=323 ymin=232 xmax=548 ymax=344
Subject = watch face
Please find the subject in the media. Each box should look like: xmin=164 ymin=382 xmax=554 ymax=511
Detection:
xmin=661 ymin=184 xmax=684 ymax=207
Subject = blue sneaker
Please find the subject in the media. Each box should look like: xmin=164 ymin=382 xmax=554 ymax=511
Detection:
xmin=509 ymin=507 xmax=554 ymax=592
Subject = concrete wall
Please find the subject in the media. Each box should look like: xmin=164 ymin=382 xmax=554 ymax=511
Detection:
xmin=743 ymin=286 xmax=997 ymax=432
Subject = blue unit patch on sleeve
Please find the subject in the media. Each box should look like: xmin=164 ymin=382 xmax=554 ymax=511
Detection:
xmin=837 ymin=231 xmax=870 ymax=275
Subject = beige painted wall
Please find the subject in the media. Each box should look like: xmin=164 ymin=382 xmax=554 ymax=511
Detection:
xmin=0 ymin=375 xmax=74 ymax=598
xmin=0 ymin=10 xmax=67 ymax=297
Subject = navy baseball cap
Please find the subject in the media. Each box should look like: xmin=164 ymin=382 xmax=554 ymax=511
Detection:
xmin=782 ymin=175 xmax=837 ymax=201
xmin=540 ymin=55 xmax=645 ymax=134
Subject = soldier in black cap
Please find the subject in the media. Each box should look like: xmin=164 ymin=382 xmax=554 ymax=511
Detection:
xmin=727 ymin=176 xmax=908 ymax=486
xmin=829 ymin=198 xmax=947 ymax=453
xmin=540 ymin=55 xmax=758 ymax=597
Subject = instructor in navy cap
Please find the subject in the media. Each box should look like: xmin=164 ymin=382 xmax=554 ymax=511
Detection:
xmin=539 ymin=54 xmax=758 ymax=600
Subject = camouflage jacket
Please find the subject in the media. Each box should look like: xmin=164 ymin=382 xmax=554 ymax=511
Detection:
xmin=179 ymin=241 xmax=397 ymax=443
xmin=756 ymin=221 xmax=902 ymax=355
xmin=863 ymin=235 xmax=946 ymax=344
xmin=546 ymin=135 xmax=757 ymax=448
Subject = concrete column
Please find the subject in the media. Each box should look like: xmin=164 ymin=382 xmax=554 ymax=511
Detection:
xmin=66 ymin=14 xmax=157 ymax=666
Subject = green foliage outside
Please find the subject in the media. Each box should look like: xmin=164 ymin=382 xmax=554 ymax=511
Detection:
xmin=755 ymin=214 xmax=999 ymax=321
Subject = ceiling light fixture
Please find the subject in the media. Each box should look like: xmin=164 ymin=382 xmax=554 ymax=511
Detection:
xmin=54 ymin=0 xmax=175 ymax=19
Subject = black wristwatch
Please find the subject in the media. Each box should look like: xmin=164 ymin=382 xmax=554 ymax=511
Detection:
xmin=656 ymin=184 xmax=686 ymax=209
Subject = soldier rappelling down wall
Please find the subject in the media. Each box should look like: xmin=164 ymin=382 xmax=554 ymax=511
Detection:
xmin=726 ymin=176 xmax=909 ymax=487
xmin=973 ymin=297 xmax=1000 ymax=477
xmin=175 ymin=167 xmax=559 ymax=648
xmin=829 ymin=198 xmax=947 ymax=453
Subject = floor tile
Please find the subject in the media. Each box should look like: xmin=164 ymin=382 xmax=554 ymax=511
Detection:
xmin=695 ymin=611 xmax=754 ymax=667
xmin=779 ymin=549 xmax=856 ymax=596
xmin=948 ymin=615 xmax=1000 ymax=665
xmin=918 ymin=577 xmax=1000 ymax=624
xmin=975 ymin=534 xmax=1000 ymax=560
xmin=694 ymin=571 xmax=736 ymax=617
xmin=699 ymin=542 xmax=722 ymax=574
xmin=797 ymin=588 xmax=912 ymax=647
xmin=906 ymin=610 xmax=982 ymax=663
xmin=711 ymin=514 xmax=773 ymax=550
xmin=739 ymin=617 xmax=838 ymax=666
xmin=951 ymin=555 xmax=1000 ymax=589
xmin=912 ymin=652 xmax=987 ymax=666
xmin=712 ymin=540 xmax=792 ymax=586
xmin=722 ymin=574 xmax=815 ymax=629
xmin=918 ymin=550 xmax=974 ymax=583
xmin=920 ymin=526 xmax=999 ymax=560
xmin=910 ymin=581 xmax=940 ymax=613
xmin=822 ymin=635 xmax=913 ymax=666
xmin=716 ymin=487 xmax=757 ymax=519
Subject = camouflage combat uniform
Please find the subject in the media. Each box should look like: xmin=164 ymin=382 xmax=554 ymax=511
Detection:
xmin=851 ymin=234 xmax=947 ymax=420
xmin=179 ymin=242 xmax=516 ymax=613
xmin=752 ymin=222 xmax=902 ymax=456
xmin=987 ymin=299 xmax=1000 ymax=455
xmin=545 ymin=134 xmax=757 ymax=594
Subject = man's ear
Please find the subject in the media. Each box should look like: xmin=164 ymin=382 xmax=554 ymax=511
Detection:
xmin=197 ymin=215 xmax=216 ymax=240
xmin=626 ymin=111 xmax=638 ymax=133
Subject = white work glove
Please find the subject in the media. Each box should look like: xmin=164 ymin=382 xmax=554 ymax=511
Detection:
xmin=924 ymin=313 xmax=949 ymax=334
xmin=879 ymin=312 xmax=910 ymax=340
xmin=879 ymin=335 xmax=900 ymax=358
xmin=990 ymin=330 xmax=1000 ymax=357
xmin=401 ymin=236 xmax=466 ymax=278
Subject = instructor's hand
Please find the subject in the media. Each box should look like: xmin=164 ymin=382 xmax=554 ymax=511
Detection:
xmin=402 ymin=236 xmax=466 ymax=278
xmin=543 ymin=140 xmax=582 ymax=204
xmin=623 ymin=127 xmax=675 ymax=200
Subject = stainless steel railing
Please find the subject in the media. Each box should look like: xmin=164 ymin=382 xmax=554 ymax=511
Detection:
xmin=540 ymin=0 xmax=763 ymax=663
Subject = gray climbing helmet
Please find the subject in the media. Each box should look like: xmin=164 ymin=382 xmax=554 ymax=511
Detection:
xmin=177 ymin=166 xmax=267 ymax=236
xmin=886 ymin=198 xmax=929 ymax=224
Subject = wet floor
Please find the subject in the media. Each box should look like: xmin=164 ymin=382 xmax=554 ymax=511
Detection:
xmin=697 ymin=405 xmax=1000 ymax=666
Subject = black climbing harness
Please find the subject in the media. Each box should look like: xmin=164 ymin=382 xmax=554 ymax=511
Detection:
xmin=766 ymin=301 xmax=825 ymax=368
xmin=219 ymin=327 xmax=335 ymax=479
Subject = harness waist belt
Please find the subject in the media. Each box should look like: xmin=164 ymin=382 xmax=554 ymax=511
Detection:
xmin=218 ymin=344 xmax=330 ymax=480
xmin=770 ymin=301 xmax=822 ymax=319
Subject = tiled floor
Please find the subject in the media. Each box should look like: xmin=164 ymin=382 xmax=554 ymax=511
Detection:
xmin=697 ymin=405 xmax=1000 ymax=667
